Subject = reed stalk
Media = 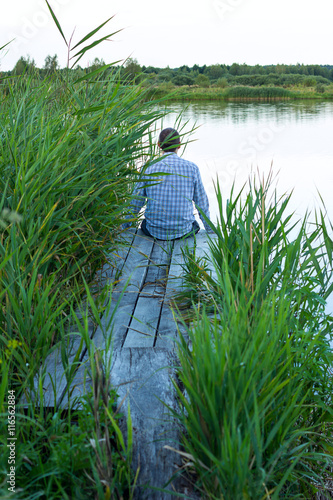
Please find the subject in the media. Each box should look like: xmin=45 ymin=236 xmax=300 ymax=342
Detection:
xmin=172 ymin=171 xmax=333 ymax=498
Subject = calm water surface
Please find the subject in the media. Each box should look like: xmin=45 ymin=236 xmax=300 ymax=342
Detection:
xmin=158 ymin=100 xmax=333 ymax=224
xmin=158 ymin=100 xmax=333 ymax=316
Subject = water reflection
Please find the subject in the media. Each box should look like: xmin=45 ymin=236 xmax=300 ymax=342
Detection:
xmin=162 ymin=100 xmax=333 ymax=125
xmin=157 ymin=101 xmax=333 ymax=225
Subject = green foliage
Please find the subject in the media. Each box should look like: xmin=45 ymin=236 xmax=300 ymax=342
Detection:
xmin=175 ymin=299 xmax=333 ymax=499
xmin=0 ymin=70 xmax=163 ymax=352
xmin=195 ymin=74 xmax=210 ymax=88
xmin=215 ymin=77 xmax=228 ymax=88
xmin=44 ymin=54 xmax=60 ymax=73
xmin=0 ymin=300 xmax=135 ymax=499
xmin=0 ymin=5 xmax=168 ymax=497
xmin=225 ymin=86 xmax=291 ymax=98
xmin=316 ymin=84 xmax=326 ymax=94
xmin=13 ymin=55 xmax=36 ymax=75
xmin=304 ymin=77 xmax=317 ymax=87
xmin=206 ymin=64 xmax=227 ymax=81
xmin=172 ymin=74 xmax=195 ymax=86
xmin=124 ymin=57 xmax=141 ymax=83
xmin=172 ymin=172 xmax=333 ymax=498
xmin=228 ymin=73 xmax=331 ymax=88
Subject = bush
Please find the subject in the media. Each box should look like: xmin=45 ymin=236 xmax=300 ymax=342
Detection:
xmin=172 ymin=74 xmax=195 ymax=86
xmin=225 ymin=86 xmax=291 ymax=98
xmin=316 ymin=83 xmax=326 ymax=93
xmin=215 ymin=77 xmax=228 ymax=88
xmin=304 ymin=77 xmax=317 ymax=87
xmin=194 ymin=74 xmax=210 ymax=88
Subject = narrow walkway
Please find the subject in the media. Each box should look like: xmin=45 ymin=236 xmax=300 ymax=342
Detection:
xmin=29 ymin=228 xmax=213 ymax=499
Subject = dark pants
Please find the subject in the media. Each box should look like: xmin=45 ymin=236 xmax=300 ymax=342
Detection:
xmin=141 ymin=219 xmax=200 ymax=240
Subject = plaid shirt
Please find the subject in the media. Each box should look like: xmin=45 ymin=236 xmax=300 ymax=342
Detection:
xmin=126 ymin=152 xmax=211 ymax=240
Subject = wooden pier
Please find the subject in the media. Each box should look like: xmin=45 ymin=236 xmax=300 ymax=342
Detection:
xmin=27 ymin=228 xmax=213 ymax=499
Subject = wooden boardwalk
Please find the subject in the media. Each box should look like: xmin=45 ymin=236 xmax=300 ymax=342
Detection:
xmin=27 ymin=228 xmax=213 ymax=499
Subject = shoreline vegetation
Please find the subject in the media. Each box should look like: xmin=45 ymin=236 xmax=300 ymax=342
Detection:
xmin=145 ymin=83 xmax=333 ymax=101
xmin=0 ymin=8 xmax=170 ymax=498
xmin=1 ymin=5 xmax=333 ymax=497
xmin=2 ymin=57 xmax=333 ymax=101
xmin=171 ymin=174 xmax=333 ymax=498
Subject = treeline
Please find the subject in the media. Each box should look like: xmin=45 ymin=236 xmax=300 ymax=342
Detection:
xmin=2 ymin=56 xmax=333 ymax=91
xmin=141 ymin=62 xmax=333 ymax=88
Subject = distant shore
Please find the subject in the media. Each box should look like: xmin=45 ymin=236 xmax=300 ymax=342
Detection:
xmin=145 ymin=84 xmax=333 ymax=101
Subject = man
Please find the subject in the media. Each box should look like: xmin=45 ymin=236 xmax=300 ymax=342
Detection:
xmin=125 ymin=128 xmax=211 ymax=240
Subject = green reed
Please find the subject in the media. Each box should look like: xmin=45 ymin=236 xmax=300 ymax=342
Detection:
xmin=0 ymin=66 xmax=159 ymax=494
xmin=172 ymin=172 xmax=333 ymax=498
xmin=225 ymin=86 xmax=291 ymax=98
xmin=0 ymin=4 xmax=169 ymax=497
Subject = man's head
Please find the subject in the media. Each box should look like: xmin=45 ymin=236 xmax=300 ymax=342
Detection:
xmin=158 ymin=128 xmax=181 ymax=153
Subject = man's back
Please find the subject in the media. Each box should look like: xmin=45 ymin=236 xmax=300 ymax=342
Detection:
xmin=125 ymin=127 xmax=211 ymax=240
xmin=134 ymin=152 xmax=210 ymax=240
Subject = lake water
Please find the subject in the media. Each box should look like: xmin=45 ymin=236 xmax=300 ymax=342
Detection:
xmin=157 ymin=100 xmax=333 ymax=318
xmin=158 ymin=100 xmax=333 ymax=226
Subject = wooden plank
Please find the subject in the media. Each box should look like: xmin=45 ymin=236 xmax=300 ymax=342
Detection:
xmin=114 ymin=230 xmax=155 ymax=294
xmin=62 ymin=230 xmax=155 ymax=405
xmin=21 ymin=234 xmax=136 ymax=409
xmin=21 ymin=229 xmax=140 ymax=409
xmin=155 ymin=231 xmax=217 ymax=348
xmin=59 ymin=348 xmax=182 ymax=497
xmin=111 ymin=347 xmax=181 ymax=500
xmin=89 ymin=230 xmax=155 ymax=350
xmin=93 ymin=228 xmax=137 ymax=284
xmin=155 ymin=236 xmax=196 ymax=348
xmin=142 ymin=239 xmax=173 ymax=296
xmin=123 ymin=296 xmax=162 ymax=348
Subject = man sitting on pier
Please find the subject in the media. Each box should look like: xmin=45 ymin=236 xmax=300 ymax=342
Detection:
xmin=124 ymin=128 xmax=212 ymax=240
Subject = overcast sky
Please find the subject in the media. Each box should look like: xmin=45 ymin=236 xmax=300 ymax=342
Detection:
xmin=0 ymin=0 xmax=331 ymax=71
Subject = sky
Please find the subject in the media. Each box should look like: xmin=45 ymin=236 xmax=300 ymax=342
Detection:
xmin=0 ymin=0 xmax=331 ymax=71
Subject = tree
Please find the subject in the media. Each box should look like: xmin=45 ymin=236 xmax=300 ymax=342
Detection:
xmin=13 ymin=55 xmax=35 ymax=75
xmin=172 ymin=74 xmax=195 ymax=86
xmin=215 ymin=77 xmax=228 ymax=88
xmin=124 ymin=58 xmax=141 ymax=82
xmin=206 ymin=64 xmax=225 ymax=81
xmin=229 ymin=63 xmax=242 ymax=76
xmin=88 ymin=57 xmax=105 ymax=73
xmin=44 ymin=54 xmax=59 ymax=74
xmin=304 ymin=77 xmax=316 ymax=87
xmin=195 ymin=74 xmax=210 ymax=88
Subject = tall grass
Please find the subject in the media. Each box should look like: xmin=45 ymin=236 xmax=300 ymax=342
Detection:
xmin=0 ymin=279 xmax=135 ymax=499
xmin=0 ymin=5 xmax=169 ymax=497
xmin=0 ymin=62 xmax=164 ymax=381
xmin=225 ymin=86 xmax=291 ymax=99
xmin=172 ymin=172 xmax=333 ymax=498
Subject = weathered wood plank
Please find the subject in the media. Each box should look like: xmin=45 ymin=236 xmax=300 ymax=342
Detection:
xmin=155 ymin=231 xmax=218 ymax=348
xmin=111 ymin=347 xmax=181 ymax=500
xmin=155 ymin=236 xmax=196 ymax=348
xmin=59 ymin=348 xmax=182 ymax=497
xmin=113 ymin=230 xmax=155 ymax=293
xmin=142 ymin=239 xmax=173 ymax=296
xmin=123 ymin=296 xmax=162 ymax=348
xmin=62 ymin=230 xmax=156 ymax=404
xmin=88 ymin=230 xmax=155 ymax=349
xmin=21 ymin=232 xmax=136 ymax=409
